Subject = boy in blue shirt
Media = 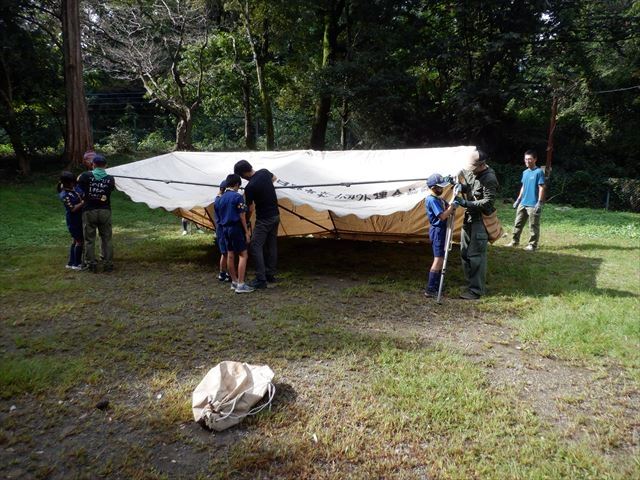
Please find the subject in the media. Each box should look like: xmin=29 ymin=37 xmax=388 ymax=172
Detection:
xmin=213 ymin=180 xmax=231 ymax=282
xmin=507 ymin=149 xmax=546 ymax=251
xmin=58 ymin=171 xmax=85 ymax=270
xmin=218 ymin=174 xmax=254 ymax=294
xmin=424 ymin=174 xmax=458 ymax=297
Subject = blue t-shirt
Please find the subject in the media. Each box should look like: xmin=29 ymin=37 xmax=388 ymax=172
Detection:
xmin=426 ymin=195 xmax=447 ymax=228
xmin=217 ymin=190 xmax=247 ymax=226
xmin=59 ymin=189 xmax=83 ymax=227
xmin=213 ymin=195 xmax=223 ymax=226
xmin=520 ymin=167 xmax=545 ymax=207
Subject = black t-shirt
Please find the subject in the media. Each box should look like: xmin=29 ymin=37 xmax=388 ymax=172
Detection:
xmin=244 ymin=169 xmax=279 ymax=219
xmin=78 ymin=171 xmax=115 ymax=210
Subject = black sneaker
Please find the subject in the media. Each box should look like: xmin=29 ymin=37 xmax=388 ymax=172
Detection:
xmin=459 ymin=291 xmax=481 ymax=300
xmin=248 ymin=279 xmax=268 ymax=289
xmin=266 ymin=275 xmax=278 ymax=283
xmin=423 ymin=289 xmax=438 ymax=298
xmin=217 ymin=272 xmax=226 ymax=282
xmin=103 ymin=265 xmax=114 ymax=273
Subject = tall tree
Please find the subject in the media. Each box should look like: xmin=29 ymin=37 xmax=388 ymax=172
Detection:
xmin=309 ymin=0 xmax=345 ymax=150
xmin=0 ymin=0 xmax=65 ymax=174
xmin=62 ymin=0 xmax=93 ymax=167
xmin=229 ymin=0 xmax=275 ymax=150
xmin=87 ymin=0 xmax=211 ymax=150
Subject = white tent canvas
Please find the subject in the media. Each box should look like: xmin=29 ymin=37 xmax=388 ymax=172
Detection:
xmin=107 ymin=147 xmax=477 ymax=242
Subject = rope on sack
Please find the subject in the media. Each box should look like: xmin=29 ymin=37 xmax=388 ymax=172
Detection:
xmin=213 ymin=382 xmax=277 ymax=423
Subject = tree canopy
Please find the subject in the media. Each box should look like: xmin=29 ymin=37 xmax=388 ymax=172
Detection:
xmin=1 ymin=0 xmax=639 ymax=185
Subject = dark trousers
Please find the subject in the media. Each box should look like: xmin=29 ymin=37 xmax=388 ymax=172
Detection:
xmin=460 ymin=218 xmax=488 ymax=297
xmin=250 ymin=215 xmax=279 ymax=281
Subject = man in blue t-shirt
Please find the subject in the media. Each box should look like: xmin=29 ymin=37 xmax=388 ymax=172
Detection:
xmin=507 ymin=149 xmax=546 ymax=251
xmin=234 ymin=159 xmax=280 ymax=290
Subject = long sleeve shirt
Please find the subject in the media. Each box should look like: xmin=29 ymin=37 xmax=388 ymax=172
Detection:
xmin=460 ymin=167 xmax=499 ymax=221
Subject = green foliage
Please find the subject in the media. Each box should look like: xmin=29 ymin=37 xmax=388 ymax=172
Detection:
xmin=98 ymin=127 xmax=138 ymax=154
xmin=1 ymin=0 xmax=638 ymax=201
xmin=137 ymin=132 xmax=174 ymax=153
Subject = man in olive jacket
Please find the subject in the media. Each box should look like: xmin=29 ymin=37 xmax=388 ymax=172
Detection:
xmin=453 ymin=150 xmax=499 ymax=300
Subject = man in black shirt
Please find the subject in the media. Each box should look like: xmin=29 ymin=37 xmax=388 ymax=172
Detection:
xmin=234 ymin=160 xmax=280 ymax=289
xmin=77 ymin=155 xmax=116 ymax=273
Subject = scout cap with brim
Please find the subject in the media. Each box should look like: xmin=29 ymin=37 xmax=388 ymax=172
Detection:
xmin=427 ymin=173 xmax=450 ymax=188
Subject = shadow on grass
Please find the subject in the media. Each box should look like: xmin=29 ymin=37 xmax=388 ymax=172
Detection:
xmin=272 ymin=238 xmax=636 ymax=299
xmin=551 ymin=243 xmax=640 ymax=252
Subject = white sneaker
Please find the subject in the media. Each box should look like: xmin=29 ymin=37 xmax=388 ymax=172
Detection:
xmin=230 ymin=282 xmax=238 ymax=291
xmin=181 ymin=230 xmax=188 ymax=236
xmin=506 ymin=241 xmax=518 ymax=247
xmin=235 ymin=283 xmax=255 ymax=294
xmin=524 ymin=244 xmax=536 ymax=251
xmin=65 ymin=265 xmax=74 ymax=269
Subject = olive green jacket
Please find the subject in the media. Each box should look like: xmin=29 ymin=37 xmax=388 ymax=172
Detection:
xmin=460 ymin=166 xmax=499 ymax=221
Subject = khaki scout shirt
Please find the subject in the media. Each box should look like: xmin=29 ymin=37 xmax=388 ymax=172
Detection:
xmin=461 ymin=166 xmax=499 ymax=222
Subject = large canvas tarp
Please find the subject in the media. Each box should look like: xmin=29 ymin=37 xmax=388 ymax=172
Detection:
xmin=107 ymin=147 xmax=477 ymax=242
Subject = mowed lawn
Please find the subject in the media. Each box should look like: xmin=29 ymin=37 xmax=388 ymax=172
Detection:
xmin=0 ymin=176 xmax=638 ymax=479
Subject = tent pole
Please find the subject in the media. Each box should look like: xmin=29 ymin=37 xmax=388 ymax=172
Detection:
xmin=277 ymin=204 xmax=335 ymax=235
xmin=328 ymin=211 xmax=340 ymax=239
xmin=109 ymin=174 xmax=431 ymax=190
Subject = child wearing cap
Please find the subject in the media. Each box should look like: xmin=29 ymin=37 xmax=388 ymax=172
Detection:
xmin=217 ymin=174 xmax=254 ymax=294
xmin=213 ymin=180 xmax=231 ymax=282
xmin=58 ymin=171 xmax=85 ymax=270
xmin=424 ymin=173 xmax=458 ymax=297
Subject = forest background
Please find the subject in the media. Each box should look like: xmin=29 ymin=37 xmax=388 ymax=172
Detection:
xmin=1 ymin=0 xmax=638 ymax=210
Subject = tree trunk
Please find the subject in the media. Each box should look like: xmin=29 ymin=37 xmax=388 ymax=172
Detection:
xmin=545 ymin=95 xmax=558 ymax=178
xmin=4 ymin=115 xmax=30 ymax=175
xmin=240 ymin=1 xmax=274 ymax=150
xmin=0 ymin=56 xmax=30 ymax=175
xmin=175 ymin=110 xmax=193 ymax=150
xmin=340 ymin=97 xmax=349 ymax=150
xmin=62 ymin=0 xmax=92 ymax=169
xmin=241 ymin=79 xmax=257 ymax=150
xmin=254 ymin=58 xmax=274 ymax=150
xmin=310 ymin=95 xmax=332 ymax=150
xmin=309 ymin=0 xmax=345 ymax=150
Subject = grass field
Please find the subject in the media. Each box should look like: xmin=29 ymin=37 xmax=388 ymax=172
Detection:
xmin=0 ymin=174 xmax=638 ymax=479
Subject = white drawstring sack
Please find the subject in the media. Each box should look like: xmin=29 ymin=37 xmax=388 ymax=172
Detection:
xmin=192 ymin=361 xmax=275 ymax=431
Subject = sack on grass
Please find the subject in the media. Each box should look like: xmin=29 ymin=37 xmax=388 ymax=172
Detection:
xmin=481 ymin=210 xmax=504 ymax=243
xmin=192 ymin=361 xmax=275 ymax=432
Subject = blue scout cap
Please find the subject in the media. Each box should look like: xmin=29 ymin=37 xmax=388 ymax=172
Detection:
xmin=427 ymin=174 xmax=449 ymax=188
xmin=92 ymin=154 xmax=107 ymax=165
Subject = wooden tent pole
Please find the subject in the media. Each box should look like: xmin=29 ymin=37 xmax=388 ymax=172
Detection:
xmin=545 ymin=94 xmax=558 ymax=178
